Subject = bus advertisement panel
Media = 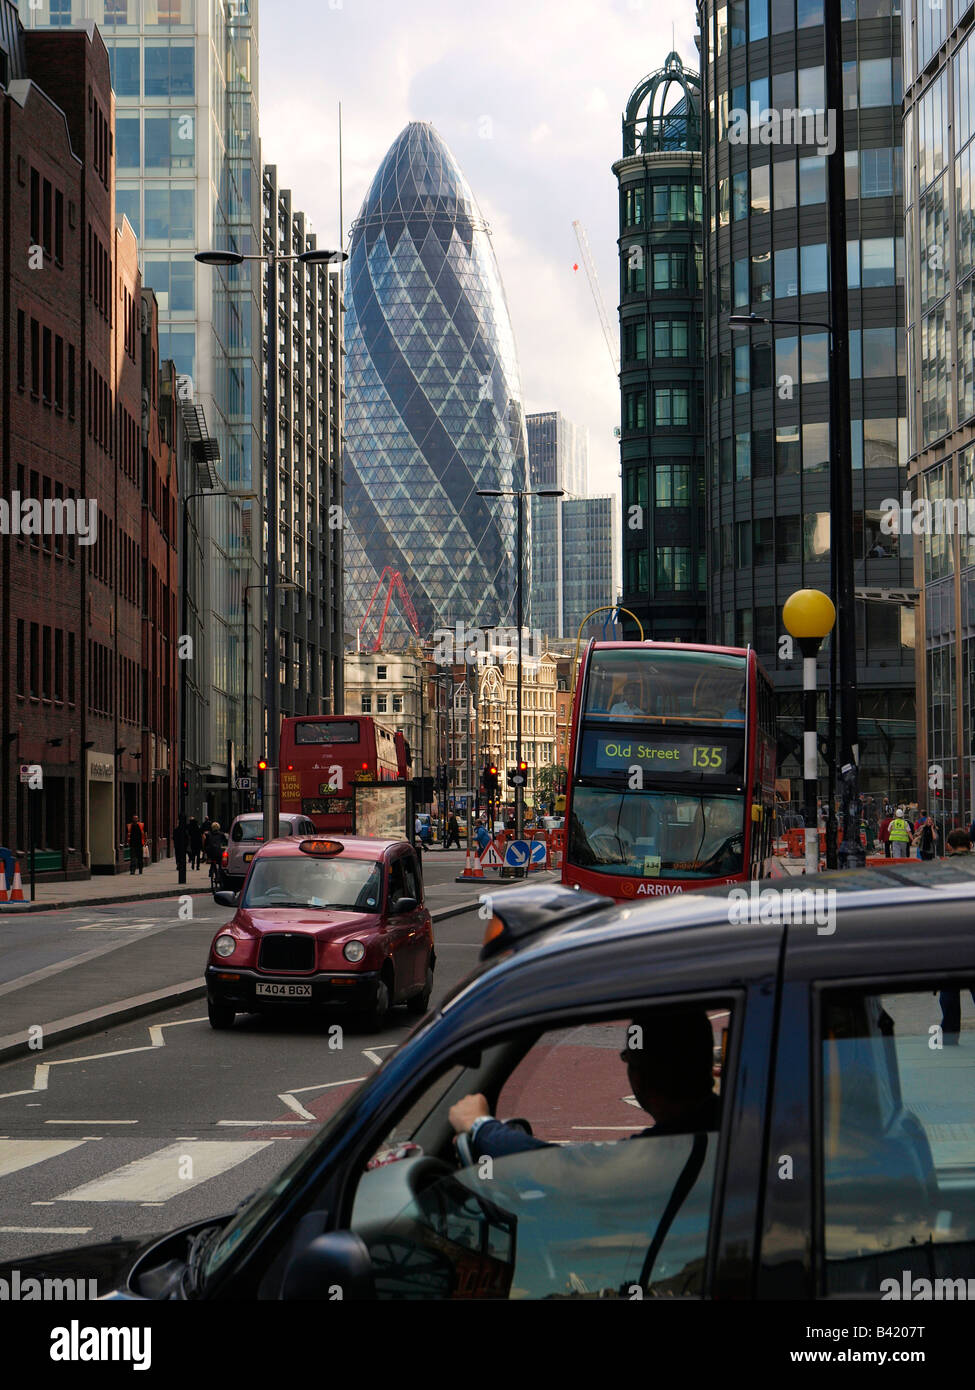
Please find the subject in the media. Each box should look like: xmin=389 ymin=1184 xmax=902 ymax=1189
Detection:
xmin=280 ymin=716 xmax=405 ymax=833
xmin=561 ymin=643 xmax=776 ymax=901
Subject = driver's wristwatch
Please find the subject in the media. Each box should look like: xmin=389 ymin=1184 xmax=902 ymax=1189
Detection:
xmin=467 ymin=1115 xmax=495 ymax=1144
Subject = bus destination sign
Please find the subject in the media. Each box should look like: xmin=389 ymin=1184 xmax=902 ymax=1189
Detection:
xmin=588 ymin=735 xmax=737 ymax=776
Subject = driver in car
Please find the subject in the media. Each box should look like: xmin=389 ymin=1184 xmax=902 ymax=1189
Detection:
xmin=448 ymin=1008 xmax=721 ymax=1161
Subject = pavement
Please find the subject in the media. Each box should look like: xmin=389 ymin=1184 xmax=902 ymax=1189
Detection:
xmin=0 ymin=850 xmax=556 ymax=1066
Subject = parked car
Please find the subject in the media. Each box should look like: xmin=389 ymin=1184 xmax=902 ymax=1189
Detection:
xmin=220 ymin=813 xmax=317 ymax=890
xmin=9 ymin=859 xmax=975 ymax=1302
xmin=206 ymin=834 xmax=434 ymax=1030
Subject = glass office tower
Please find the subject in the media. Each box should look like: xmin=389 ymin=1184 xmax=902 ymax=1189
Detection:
xmin=903 ymin=0 xmax=975 ymax=822
xmin=20 ymin=0 xmax=264 ymax=805
xmin=613 ymin=53 xmax=708 ymax=643
xmin=698 ymin=0 xmax=916 ymax=802
xmin=526 ymin=411 xmax=588 ymax=639
xmin=343 ymin=122 xmax=530 ymax=645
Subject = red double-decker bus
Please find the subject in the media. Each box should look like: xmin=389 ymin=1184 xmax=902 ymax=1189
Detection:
xmin=279 ymin=716 xmax=410 ymax=833
xmin=561 ymin=642 xmax=777 ymax=901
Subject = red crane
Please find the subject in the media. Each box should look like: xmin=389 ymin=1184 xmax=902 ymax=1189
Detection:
xmin=358 ymin=566 xmax=421 ymax=652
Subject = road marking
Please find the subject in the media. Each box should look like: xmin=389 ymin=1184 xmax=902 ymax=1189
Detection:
xmin=31 ymin=1201 xmax=57 ymax=1206
xmin=0 ymin=1018 xmax=208 ymax=1103
xmin=0 ymin=1139 xmax=87 ymax=1178
xmin=75 ymin=919 xmax=162 ymax=932
xmin=44 ymin=1119 xmax=139 ymax=1125
xmin=362 ymin=1046 xmax=398 ymax=1068
xmin=277 ymin=1075 xmax=367 ymax=1121
xmin=1 ymin=1226 xmax=92 ymax=1234
xmin=55 ymin=1140 xmax=273 ymax=1203
xmin=217 ymin=1120 xmax=309 ymax=1127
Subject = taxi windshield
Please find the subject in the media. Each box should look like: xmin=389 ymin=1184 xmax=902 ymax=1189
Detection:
xmin=241 ymin=855 xmax=384 ymax=911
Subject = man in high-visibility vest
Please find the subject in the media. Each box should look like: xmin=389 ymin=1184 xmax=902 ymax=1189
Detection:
xmin=888 ymin=807 xmax=913 ymax=857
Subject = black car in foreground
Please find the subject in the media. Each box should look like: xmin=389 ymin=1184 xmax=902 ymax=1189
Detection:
xmin=4 ymin=860 xmax=975 ymax=1302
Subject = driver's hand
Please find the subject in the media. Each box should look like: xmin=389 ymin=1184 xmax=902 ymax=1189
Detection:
xmin=448 ymin=1093 xmax=490 ymax=1135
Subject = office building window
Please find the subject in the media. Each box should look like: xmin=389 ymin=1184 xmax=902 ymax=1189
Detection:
xmin=653 ymin=319 xmax=688 ymax=358
xmin=144 ymin=41 xmax=194 ymax=98
xmin=654 ymin=388 xmax=689 ymax=427
xmin=361 ymin=695 xmax=372 ymax=713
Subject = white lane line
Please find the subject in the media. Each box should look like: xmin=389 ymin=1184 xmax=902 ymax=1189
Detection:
xmin=44 ymin=1119 xmax=139 ymax=1125
xmin=362 ymin=1046 xmax=397 ymax=1067
xmin=0 ymin=1139 xmax=87 ymax=1178
xmin=54 ymin=1140 xmax=273 ymax=1203
xmin=277 ymin=1075 xmax=367 ymax=1120
xmin=31 ymin=1201 xmax=57 ymax=1206
xmin=0 ymin=1018 xmax=208 ymax=1103
xmin=217 ymin=1120 xmax=309 ymax=1127
xmin=0 ymin=1226 xmax=92 ymax=1234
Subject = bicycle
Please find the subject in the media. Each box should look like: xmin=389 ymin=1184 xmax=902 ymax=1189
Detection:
xmin=208 ymin=857 xmax=222 ymax=891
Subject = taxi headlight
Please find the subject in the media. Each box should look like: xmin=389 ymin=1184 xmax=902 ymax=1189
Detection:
xmin=343 ymin=940 xmax=365 ymax=963
xmin=214 ymin=934 xmax=236 ymax=958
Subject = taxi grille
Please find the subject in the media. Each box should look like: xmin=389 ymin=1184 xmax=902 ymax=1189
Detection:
xmin=258 ymin=936 xmax=316 ymax=972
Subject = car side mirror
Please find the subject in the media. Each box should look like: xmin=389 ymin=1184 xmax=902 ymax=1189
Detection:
xmin=213 ymin=890 xmax=238 ymax=908
xmin=282 ymin=1231 xmax=375 ymax=1301
xmin=392 ymin=896 xmax=418 ymax=914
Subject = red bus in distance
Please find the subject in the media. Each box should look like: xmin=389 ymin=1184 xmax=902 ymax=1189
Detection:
xmin=561 ymin=642 xmax=777 ymax=901
xmin=279 ymin=716 xmax=410 ymax=833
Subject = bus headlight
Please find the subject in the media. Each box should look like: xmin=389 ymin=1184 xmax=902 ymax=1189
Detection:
xmin=343 ymin=940 xmax=365 ymax=963
xmin=214 ymin=935 xmax=236 ymax=958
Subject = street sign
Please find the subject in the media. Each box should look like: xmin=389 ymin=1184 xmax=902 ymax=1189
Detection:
xmin=479 ymin=841 xmax=504 ymax=868
xmin=509 ymin=770 xmax=526 ymax=787
xmin=20 ymin=764 xmax=42 ymax=788
xmin=235 ymin=777 xmax=252 ymax=790
xmin=529 ymin=840 xmax=547 ymax=864
xmin=504 ymin=839 xmax=530 ymax=868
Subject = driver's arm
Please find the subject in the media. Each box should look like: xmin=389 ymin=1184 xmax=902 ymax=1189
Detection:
xmin=448 ymin=1093 xmax=551 ymax=1161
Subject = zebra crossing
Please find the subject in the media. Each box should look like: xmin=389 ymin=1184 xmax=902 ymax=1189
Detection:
xmin=0 ymin=1135 xmax=289 ymax=1233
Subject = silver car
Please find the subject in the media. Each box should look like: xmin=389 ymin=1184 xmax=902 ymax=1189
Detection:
xmin=222 ymin=813 xmax=317 ymax=890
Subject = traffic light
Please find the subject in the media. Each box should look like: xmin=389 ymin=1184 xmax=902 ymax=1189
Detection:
xmin=257 ymin=759 xmax=268 ymax=773
xmin=483 ymin=763 xmax=499 ymax=793
xmin=509 ymin=761 xmax=528 ymax=788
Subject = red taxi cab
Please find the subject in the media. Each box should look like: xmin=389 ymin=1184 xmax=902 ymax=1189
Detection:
xmin=205 ymin=836 xmax=434 ymax=1031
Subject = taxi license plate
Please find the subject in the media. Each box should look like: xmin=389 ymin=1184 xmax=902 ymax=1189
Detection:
xmin=243 ymin=852 xmax=254 ymax=862
xmin=255 ymin=983 xmax=312 ymax=998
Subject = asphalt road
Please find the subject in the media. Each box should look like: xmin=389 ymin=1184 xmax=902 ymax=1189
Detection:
xmin=0 ymin=899 xmax=487 ymax=1264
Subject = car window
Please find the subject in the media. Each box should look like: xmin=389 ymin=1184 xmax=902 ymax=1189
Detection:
xmin=402 ymin=854 xmax=421 ymax=902
xmin=346 ymin=1005 xmax=731 ymax=1299
xmin=242 ymin=857 xmax=383 ymax=911
xmin=388 ymin=858 xmax=406 ymax=906
xmin=820 ymin=983 xmax=975 ymax=1296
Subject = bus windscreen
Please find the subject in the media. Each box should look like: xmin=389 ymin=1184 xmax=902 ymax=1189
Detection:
xmin=569 ymin=788 xmax=745 ymax=880
xmin=583 ymin=649 xmax=746 ymax=725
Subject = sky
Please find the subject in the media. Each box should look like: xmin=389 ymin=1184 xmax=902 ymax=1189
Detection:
xmin=258 ymin=0 xmax=699 ymax=501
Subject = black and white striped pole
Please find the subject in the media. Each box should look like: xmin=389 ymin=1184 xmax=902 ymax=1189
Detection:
xmin=783 ymin=590 xmax=836 ymax=876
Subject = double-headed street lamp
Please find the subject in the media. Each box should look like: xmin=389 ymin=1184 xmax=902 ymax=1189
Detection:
xmin=475 ymin=487 xmax=564 ymax=840
xmin=729 ymin=310 xmax=861 ymax=870
xmin=196 ymin=245 xmax=347 ymax=841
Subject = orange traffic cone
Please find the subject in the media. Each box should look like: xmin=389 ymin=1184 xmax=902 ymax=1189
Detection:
xmin=9 ymin=861 xmax=25 ymax=901
xmin=0 ymin=862 xmax=7 ymax=901
xmin=458 ymin=846 xmax=479 ymax=880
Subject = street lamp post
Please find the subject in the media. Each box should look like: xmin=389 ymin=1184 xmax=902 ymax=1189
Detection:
xmin=178 ymin=486 xmax=217 ymax=884
xmin=783 ymin=590 xmax=836 ymax=875
xmin=196 ymin=246 xmax=347 ymax=842
xmin=477 ymin=486 xmax=564 ymax=840
xmin=730 ymin=311 xmax=847 ymax=867
xmin=243 ymin=580 xmax=297 ymax=816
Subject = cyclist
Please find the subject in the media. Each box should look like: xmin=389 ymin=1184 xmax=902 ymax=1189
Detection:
xmin=205 ymin=821 xmax=227 ymax=888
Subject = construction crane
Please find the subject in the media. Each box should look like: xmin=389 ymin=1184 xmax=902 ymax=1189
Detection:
xmin=358 ymin=566 xmax=421 ymax=652
xmin=572 ymin=219 xmax=620 ymax=378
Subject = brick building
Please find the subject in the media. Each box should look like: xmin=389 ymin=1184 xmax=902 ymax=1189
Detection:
xmin=0 ymin=11 xmax=179 ymax=876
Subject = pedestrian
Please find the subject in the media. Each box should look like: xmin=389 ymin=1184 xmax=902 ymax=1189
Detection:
xmin=914 ymin=811 xmax=936 ymax=861
xmin=444 ymin=812 xmax=461 ymax=850
xmin=888 ymin=807 xmax=913 ymax=858
xmin=878 ymin=811 xmax=892 ymax=858
xmin=938 ymin=830 xmax=975 ymax=1043
xmin=173 ymin=815 xmax=188 ymax=876
xmin=188 ymin=817 xmax=203 ymax=871
xmin=127 ymin=812 xmax=146 ymax=875
xmin=475 ymin=821 xmax=491 ymax=855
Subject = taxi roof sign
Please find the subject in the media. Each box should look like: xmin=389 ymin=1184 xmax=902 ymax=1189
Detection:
xmin=298 ymin=838 xmax=344 ymax=856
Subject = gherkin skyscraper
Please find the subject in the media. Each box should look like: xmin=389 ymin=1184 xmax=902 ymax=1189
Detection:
xmin=344 ymin=123 xmax=530 ymax=644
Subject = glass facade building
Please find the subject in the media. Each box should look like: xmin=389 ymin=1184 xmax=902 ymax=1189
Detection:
xmin=562 ymin=498 xmax=621 ymax=643
xmin=698 ymin=0 xmax=916 ymax=803
xmin=904 ymin=0 xmax=975 ymax=822
xmin=262 ymin=167 xmax=344 ymax=750
xmin=613 ymin=53 xmax=707 ymax=642
xmin=20 ymin=0 xmax=264 ymax=804
xmin=526 ymin=411 xmax=589 ymax=639
xmin=343 ymin=123 xmax=530 ymax=645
